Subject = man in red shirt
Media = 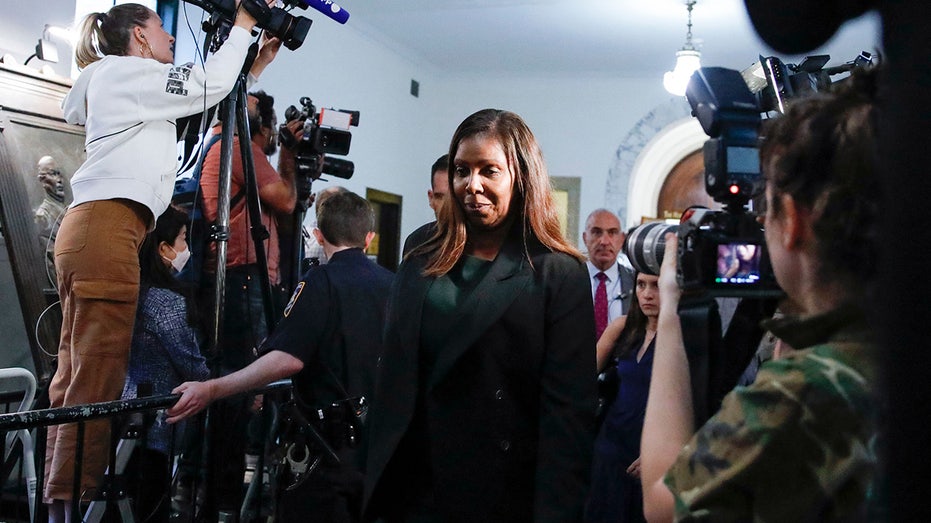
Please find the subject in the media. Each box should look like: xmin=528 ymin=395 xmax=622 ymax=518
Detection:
xmin=198 ymin=90 xmax=300 ymax=514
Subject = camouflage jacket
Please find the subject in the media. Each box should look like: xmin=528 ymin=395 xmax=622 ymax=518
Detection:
xmin=664 ymin=304 xmax=879 ymax=521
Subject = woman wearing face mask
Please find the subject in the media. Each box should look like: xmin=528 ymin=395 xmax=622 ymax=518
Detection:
xmin=122 ymin=205 xmax=209 ymax=522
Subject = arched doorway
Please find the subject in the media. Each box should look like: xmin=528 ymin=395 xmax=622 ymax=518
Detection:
xmin=657 ymin=150 xmax=720 ymax=219
xmin=605 ymin=98 xmax=716 ymax=227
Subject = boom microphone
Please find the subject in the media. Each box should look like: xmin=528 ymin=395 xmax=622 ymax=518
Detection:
xmin=289 ymin=0 xmax=350 ymax=24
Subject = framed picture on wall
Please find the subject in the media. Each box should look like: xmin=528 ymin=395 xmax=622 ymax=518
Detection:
xmin=550 ymin=176 xmax=581 ymax=247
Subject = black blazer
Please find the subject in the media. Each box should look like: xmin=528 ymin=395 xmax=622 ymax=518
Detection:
xmin=617 ymin=261 xmax=636 ymax=315
xmin=364 ymin=233 xmax=597 ymax=522
xmin=401 ymin=221 xmax=436 ymax=257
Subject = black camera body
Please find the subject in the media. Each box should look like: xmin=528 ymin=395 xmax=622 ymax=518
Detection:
xmin=195 ymin=0 xmax=313 ymax=50
xmin=624 ymin=210 xmax=780 ymax=298
xmin=677 ymin=208 xmax=780 ymax=297
xmin=687 ymin=67 xmax=763 ymax=207
xmin=279 ymin=96 xmax=359 ymax=182
xmin=626 ymin=67 xmax=781 ymax=298
xmin=673 ymin=67 xmax=781 ymax=298
xmin=742 ymin=52 xmax=873 ymax=114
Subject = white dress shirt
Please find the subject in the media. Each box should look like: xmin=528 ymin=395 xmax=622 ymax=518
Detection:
xmin=586 ymin=260 xmax=628 ymax=322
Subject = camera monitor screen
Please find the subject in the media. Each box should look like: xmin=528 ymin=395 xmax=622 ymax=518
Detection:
xmin=726 ymin=146 xmax=760 ymax=174
xmin=715 ymin=242 xmax=762 ymax=284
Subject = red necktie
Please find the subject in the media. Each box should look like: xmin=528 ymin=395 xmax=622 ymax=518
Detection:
xmin=594 ymin=272 xmax=608 ymax=340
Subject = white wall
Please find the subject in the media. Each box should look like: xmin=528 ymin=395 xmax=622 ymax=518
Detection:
xmin=0 ymin=0 xmax=75 ymax=78
xmin=166 ymin=10 xmax=678 ymax=245
xmin=429 ymin=75 xmax=677 ymax=242
xmin=2 ymin=4 xmax=880 ymax=246
xmin=171 ymin=9 xmax=449 ymax=240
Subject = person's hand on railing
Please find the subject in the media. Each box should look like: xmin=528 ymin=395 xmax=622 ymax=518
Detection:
xmin=166 ymin=381 xmax=215 ymax=424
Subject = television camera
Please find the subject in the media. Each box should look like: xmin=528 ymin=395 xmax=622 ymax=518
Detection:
xmin=189 ymin=0 xmax=354 ymax=51
xmin=184 ymin=0 xmax=313 ymax=50
xmin=625 ymin=52 xmax=872 ymax=299
xmin=279 ymin=96 xmax=359 ymax=188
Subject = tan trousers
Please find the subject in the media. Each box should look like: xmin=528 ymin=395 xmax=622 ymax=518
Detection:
xmin=44 ymin=199 xmax=148 ymax=501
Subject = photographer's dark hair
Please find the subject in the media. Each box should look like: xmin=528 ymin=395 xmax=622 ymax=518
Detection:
xmin=613 ymin=272 xmax=650 ymax=359
xmin=139 ymin=205 xmax=200 ymax=326
xmin=431 ymin=154 xmax=449 ymax=186
xmin=76 ymin=3 xmax=151 ymax=69
xmin=760 ymin=68 xmax=881 ymax=288
xmin=317 ymin=191 xmax=374 ymax=248
xmin=248 ymin=90 xmax=276 ymax=137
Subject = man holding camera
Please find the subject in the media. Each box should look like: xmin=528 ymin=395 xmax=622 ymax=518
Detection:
xmin=639 ymin=71 xmax=882 ymax=520
xmin=198 ymin=88 xmax=303 ymax=514
xmin=200 ymin=90 xmax=300 ymax=336
xmin=169 ymin=190 xmax=393 ymax=522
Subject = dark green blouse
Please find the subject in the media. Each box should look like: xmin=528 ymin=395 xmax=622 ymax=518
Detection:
xmin=420 ymin=255 xmax=494 ymax=373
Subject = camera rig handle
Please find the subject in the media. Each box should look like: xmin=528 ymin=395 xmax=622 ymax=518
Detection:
xmin=241 ymin=0 xmax=272 ymax=26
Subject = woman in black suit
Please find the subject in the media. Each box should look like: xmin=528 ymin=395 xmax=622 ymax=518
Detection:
xmin=363 ymin=109 xmax=597 ymax=522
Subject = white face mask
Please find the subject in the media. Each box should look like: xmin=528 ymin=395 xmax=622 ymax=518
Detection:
xmin=165 ymin=246 xmax=191 ymax=273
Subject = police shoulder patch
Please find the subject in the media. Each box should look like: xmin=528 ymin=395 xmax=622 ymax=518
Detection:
xmin=283 ymin=282 xmax=304 ymax=317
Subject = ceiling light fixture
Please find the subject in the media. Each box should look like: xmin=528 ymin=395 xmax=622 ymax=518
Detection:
xmin=663 ymin=0 xmax=701 ymax=96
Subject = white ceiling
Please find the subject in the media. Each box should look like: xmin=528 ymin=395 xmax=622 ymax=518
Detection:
xmin=331 ymin=0 xmax=882 ymax=78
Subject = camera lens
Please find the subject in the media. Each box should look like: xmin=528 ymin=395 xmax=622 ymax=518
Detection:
xmin=322 ymin=157 xmax=354 ymax=180
xmin=624 ymin=222 xmax=677 ymax=276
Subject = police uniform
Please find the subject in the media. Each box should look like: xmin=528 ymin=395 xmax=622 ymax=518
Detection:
xmin=263 ymin=247 xmax=393 ymax=523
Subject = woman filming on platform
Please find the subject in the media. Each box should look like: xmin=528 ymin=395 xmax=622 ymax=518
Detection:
xmin=45 ymin=2 xmax=278 ymax=519
xmin=586 ymin=272 xmax=660 ymax=523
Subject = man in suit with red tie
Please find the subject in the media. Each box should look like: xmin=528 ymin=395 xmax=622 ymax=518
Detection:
xmin=583 ymin=209 xmax=635 ymax=341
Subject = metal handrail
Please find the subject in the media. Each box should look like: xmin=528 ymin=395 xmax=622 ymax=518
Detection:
xmin=0 ymin=379 xmax=292 ymax=432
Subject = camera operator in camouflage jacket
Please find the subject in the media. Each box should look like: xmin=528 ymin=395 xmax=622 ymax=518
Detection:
xmin=640 ymin=69 xmax=883 ymax=521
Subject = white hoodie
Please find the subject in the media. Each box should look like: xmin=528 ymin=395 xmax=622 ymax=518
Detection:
xmin=62 ymin=26 xmax=253 ymax=226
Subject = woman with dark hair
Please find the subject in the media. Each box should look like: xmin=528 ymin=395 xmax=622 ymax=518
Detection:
xmin=46 ymin=2 xmax=269 ymax=516
xmin=641 ymin=70 xmax=883 ymax=520
xmin=587 ymin=272 xmax=659 ymax=523
xmin=364 ymin=109 xmax=597 ymax=521
xmin=122 ymin=205 xmax=208 ymax=522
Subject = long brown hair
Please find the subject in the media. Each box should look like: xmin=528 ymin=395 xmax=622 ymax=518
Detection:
xmin=75 ymin=3 xmax=151 ymax=69
xmin=614 ymin=272 xmax=650 ymax=359
xmin=419 ymin=109 xmax=583 ymax=276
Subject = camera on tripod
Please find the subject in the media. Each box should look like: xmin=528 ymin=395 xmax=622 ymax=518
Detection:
xmin=625 ymin=52 xmax=872 ymax=298
xmin=192 ymin=0 xmax=313 ymax=50
xmin=279 ymin=96 xmax=359 ymax=182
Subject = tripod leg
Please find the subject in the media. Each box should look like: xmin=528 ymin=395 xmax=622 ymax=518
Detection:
xmin=117 ymin=499 xmax=136 ymax=523
xmin=83 ymin=437 xmax=137 ymax=523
